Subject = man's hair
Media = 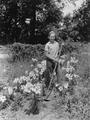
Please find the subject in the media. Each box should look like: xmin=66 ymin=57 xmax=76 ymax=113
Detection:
xmin=49 ymin=31 xmax=56 ymax=37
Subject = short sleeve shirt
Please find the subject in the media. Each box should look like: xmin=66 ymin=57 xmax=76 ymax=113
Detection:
xmin=45 ymin=41 xmax=59 ymax=60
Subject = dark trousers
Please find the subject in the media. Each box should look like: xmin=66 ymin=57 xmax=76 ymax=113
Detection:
xmin=44 ymin=57 xmax=58 ymax=88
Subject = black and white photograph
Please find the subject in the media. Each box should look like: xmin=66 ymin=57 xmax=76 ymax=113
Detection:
xmin=0 ymin=0 xmax=89 ymax=120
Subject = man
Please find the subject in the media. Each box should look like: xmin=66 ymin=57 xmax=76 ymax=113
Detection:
xmin=44 ymin=31 xmax=60 ymax=88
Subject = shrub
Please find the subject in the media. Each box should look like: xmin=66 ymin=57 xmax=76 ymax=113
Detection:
xmin=7 ymin=43 xmax=45 ymax=62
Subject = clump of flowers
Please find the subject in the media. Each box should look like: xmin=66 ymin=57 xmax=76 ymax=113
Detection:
xmin=0 ymin=94 xmax=6 ymax=103
xmin=57 ymin=55 xmax=79 ymax=94
xmin=13 ymin=60 xmax=46 ymax=96
xmin=62 ymin=56 xmax=79 ymax=80
xmin=0 ymin=59 xmax=47 ymax=113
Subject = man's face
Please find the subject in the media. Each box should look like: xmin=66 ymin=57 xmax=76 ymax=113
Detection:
xmin=49 ymin=33 xmax=55 ymax=42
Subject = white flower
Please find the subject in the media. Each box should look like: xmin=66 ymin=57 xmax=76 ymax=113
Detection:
xmin=21 ymin=85 xmax=25 ymax=90
xmin=36 ymin=89 xmax=41 ymax=94
xmin=67 ymin=61 xmax=70 ymax=68
xmin=25 ymin=70 xmax=29 ymax=75
xmin=60 ymin=55 xmax=67 ymax=59
xmin=13 ymin=78 xmax=19 ymax=83
xmin=30 ymin=86 xmax=35 ymax=92
xmin=66 ymin=66 xmax=75 ymax=73
xmin=58 ymin=86 xmax=63 ymax=91
xmin=25 ymin=18 xmax=31 ymax=24
xmin=35 ymin=73 xmax=39 ymax=77
xmin=8 ymin=87 xmax=13 ymax=95
xmin=23 ymin=81 xmax=42 ymax=95
xmin=32 ymin=58 xmax=38 ymax=62
xmin=37 ymin=64 xmax=42 ymax=68
xmin=58 ymin=59 xmax=65 ymax=64
xmin=42 ymin=66 xmax=46 ymax=72
xmin=41 ymin=60 xmax=46 ymax=69
xmin=0 ymin=95 xmax=6 ymax=103
xmin=33 ymin=75 xmax=36 ymax=79
xmin=40 ymin=69 xmax=44 ymax=75
xmin=34 ymin=68 xmax=39 ymax=74
xmin=22 ymin=76 xmax=27 ymax=81
xmin=24 ymin=87 xmax=31 ymax=93
xmin=73 ymin=74 xmax=79 ymax=78
xmin=65 ymin=73 xmax=73 ymax=80
xmin=41 ymin=60 xmax=46 ymax=65
xmin=31 ymin=83 xmax=42 ymax=94
xmin=63 ymin=82 xmax=69 ymax=89
xmin=3 ymin=86 xmax=7 ymax=90
xmin=29 ymin=71 xmax=35 ymax=78
xmin=53 ymin=72 xmax=56 ymax=76
xmin=13 ymin=86 xmax=17 ymax=90
xmin=23 ymin=83 xmax=33 ymax=93
xmin=20 ymin=65 xmax=23 ymax=68
xmin=13 ymin=92 xmax=17 ymax=96
xmin=26 ymin=82 xmax=33 ymax=88
xmin=29 ymin=71 xmax=36 ymax=79
xmin=40 ymin=63 xmax=46 ymax=72
xmin=35 ymin=89 xmax=41 ymax=94
xmin=70 ymin=57 xmax=78 ymax=63
xmin=62 ymin=67 xmax=67 ymax=71
xmin=19 ymin=76 xmax=27 ymax=83
xmin=30 ymin=64 xmax=34 ymax=67
xmin=26 ymin=76 xmax=32 ymax=82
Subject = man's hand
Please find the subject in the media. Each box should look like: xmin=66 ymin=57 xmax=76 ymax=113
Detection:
xmin=45 ymin=53 xmax=59 ymax=63
xmin=53 ymin=58 xmax=59 ymax=63
xmin=58 ymin=58 xmax=65 ymax=65
xmin=61 ymin=42 xmax=65 ymax=46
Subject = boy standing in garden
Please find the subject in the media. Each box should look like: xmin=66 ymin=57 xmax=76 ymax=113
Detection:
xmin=44 ymin=31 xmax=60 ymax=88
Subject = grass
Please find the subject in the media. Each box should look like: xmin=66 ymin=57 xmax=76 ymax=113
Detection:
xmin=6 ymin=42 xmax=87 ymax=86
xmin=52 ymin=43 xmax=90 ymax=120
xmin=0 ymin=42 xmax=89 ymax=120
xmin=5 ymin=43 xmax=45 ymax=84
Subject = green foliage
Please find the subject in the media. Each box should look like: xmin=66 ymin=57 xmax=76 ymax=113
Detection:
xmin=53 ymin=46 xmax=90 ymax=120
xmin=10 ymin=93 xmax=23 ymax=111
xmin=0 ymin=42 xmax=89 ymax=119
xmin=7 ymin=41 xmax=82 ymax=63
xmin=24 ymin=94 xmax=39 ymax=115
xmin=0 ymin=0 xmax=89 ymax=44
xmin=7 ymin=43 xmax=45 ymax=62
xmin=0 ymin=0 xmax=62 ymax=44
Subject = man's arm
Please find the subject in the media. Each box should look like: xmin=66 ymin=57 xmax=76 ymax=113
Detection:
xmin=45 ymin=43 xmax=50 ymax=57
xmin=45 ymin=52 xmax=59 ymax=63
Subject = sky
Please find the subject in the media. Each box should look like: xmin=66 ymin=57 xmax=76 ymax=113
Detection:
xmin=53 ymin=0 xmax=87 ymax=17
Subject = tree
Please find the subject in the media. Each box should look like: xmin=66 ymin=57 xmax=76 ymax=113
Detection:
xmin=53 ymin=0 xmax=89 ymax=42
xmin=0 ymin=0 xmax=62 ymax=44
xmin=0 ymin=0 xmax=89 ymax=44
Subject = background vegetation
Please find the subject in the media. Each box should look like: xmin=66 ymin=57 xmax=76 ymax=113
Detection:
xmin=0 ymin=0 xmax=90 ymax=44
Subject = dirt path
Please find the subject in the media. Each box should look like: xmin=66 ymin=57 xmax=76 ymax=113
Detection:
xmin=0 ymin=95 xmax=69 ymax=120
xmin=0 ymin=46 xmax=11 ymax=84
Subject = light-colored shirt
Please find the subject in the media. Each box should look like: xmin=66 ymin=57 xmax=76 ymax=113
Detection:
xmin=45 ymin=41 xmax=59 ymax=60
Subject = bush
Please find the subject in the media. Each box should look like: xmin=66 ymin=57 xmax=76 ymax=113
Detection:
xmin=7 ymin=43 xmax=45 ymax=62
xmin=7 ymin=41 xmax=82 ymax=63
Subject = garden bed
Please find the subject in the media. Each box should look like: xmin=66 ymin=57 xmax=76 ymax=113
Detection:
xmin=0 ymin=42 xmax=89 ymax=120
